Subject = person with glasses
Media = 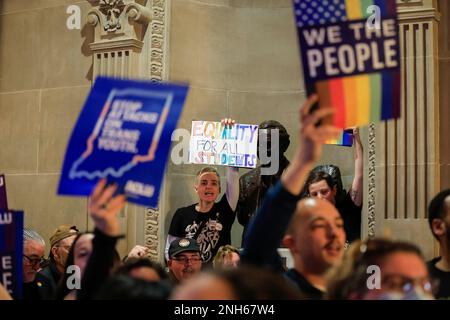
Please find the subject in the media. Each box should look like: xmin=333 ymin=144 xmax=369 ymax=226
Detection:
xmin=241 ymin=95 xmax=345 ymax=299
xmin=326 ymin=238 xmax=435 ymax=300
xmin=167 ymin=238 xmax=203 ymax=284
xmin=38 ymin=224 xmax=79 ymax=298
xmin=21 ymin=228 xmax=51 ymax=300
xmin=427 ymin=189 xmax=450 ymax=299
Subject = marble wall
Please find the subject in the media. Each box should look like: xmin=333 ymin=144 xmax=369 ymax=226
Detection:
xmin=0 ymin=0 xmax=92 ymax=250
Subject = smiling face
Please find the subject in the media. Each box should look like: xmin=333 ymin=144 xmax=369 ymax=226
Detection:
xmin=195 ymin=172 xmax=220 ymax=203
xmin=284 ymin=198 xmax=346 ymax=274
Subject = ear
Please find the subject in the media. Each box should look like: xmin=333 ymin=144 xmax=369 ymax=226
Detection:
xmin=282 ymin=235 xmax=297 ymax=253
xmin=51 ymin=246 xmax=59 ymax=260
xmin=431 ymin=219 xmax=445 ymax=238
xmin=167 ymin=259 xmax=173 ymax=268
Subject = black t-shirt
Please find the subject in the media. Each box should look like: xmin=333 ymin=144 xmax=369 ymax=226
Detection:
xmin=284 ymin=268 xmax=324 ymax=300
xmin=336 ymin=192 xmax=362 ymax=243
xmin=427 ymin=257 xmax=450 ymax=300
xmin=168 ymin=194 xmax=236 ymax=263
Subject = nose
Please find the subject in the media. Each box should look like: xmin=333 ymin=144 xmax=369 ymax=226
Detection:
xmin=327 ymin=224 xmax=339 ymax=238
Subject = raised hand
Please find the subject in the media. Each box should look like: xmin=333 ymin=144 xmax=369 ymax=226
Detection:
xmin=221 ymin=118 xmax=236 ymax=127
xmin=126 ymin=245 xmax=150 ymax=259
xmin=88 ymin=179 xmax=126 ymax=236
xmin=282 ymin=94 xmax=340 ymax=195
xmin=297 ymin=94 xmax=340 ymax=165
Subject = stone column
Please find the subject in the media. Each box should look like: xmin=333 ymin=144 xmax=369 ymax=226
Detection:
xmin=86 ymin=0 xmax=168 ymax=261
xmin=364 ymin=0 xmax=442 ymax=259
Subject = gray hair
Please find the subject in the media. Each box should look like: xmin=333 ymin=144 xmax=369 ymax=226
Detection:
xmin=23 ymin=228 xmax=45 ymax=246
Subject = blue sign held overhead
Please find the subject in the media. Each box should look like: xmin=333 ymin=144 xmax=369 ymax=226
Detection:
xmin=58 ymin=77 xmax=189 ymax=207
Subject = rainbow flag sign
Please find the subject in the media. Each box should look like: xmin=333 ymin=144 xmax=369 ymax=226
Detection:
xmin=293 ymin=0 xmax=401 ymax=128
xmin=326 ymin=129 xmax=354 ymax=146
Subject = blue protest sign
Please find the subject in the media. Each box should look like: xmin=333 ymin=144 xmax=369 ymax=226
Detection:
xmin=0 ymin=174 xmax=7 ymax=210
xmin=58 ymin=77 xmax=189 ymax=207
xmin=0 ymin=210 xmax=23 ymax=299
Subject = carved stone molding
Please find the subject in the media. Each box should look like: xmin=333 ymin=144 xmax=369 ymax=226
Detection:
xmin=149 ymin=0 xmax=168 ymax=82
xmin=367 ymin=123 xmax=376 ymax=238
xmin=99 ymin=0 xmax=126 ymax=32
xmin=87 ymin=1 xmax=152 ymax=78
xmin=144 ymin=0 xmax=169 ymax=262
xmin=145 ymin=207 xmax=160 ymax=261
xmin=87 ymin=1 xmax=152 ymax=44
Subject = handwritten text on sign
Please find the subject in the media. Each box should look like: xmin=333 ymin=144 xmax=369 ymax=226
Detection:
xmin=189 ymin=121 xmax=258 ymax=168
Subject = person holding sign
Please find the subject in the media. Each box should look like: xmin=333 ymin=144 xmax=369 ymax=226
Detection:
xmin=241 ymin=94 xmax=344 ymax=299
xmin=166 ymin=119 xmax=239 ymax=266
xmin=301 ymin=127 xmax=363 ymax=243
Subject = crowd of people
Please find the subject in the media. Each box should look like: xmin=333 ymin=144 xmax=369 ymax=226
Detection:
xmin=1 ymin=94 xmax=449 ymax=301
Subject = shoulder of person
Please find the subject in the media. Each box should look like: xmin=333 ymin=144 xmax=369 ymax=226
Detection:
xmin=174 ymin=203 xmax=197 ymax=214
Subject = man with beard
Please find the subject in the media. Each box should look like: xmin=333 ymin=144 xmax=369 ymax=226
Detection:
xmin=241 ymin=95 xmax=346 ymax=299
xmin=427 ymin=189 xmax=450 ymax=299
xmin=167 ymin=238 xmax=203 ymax=284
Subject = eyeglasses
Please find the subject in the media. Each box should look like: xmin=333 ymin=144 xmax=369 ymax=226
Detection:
xmin=172 ymin=256 xmax=202 ymax=264
xmin=351 ymin=239 xmax=439 ymax=295
xmin=382 ymin=274 xmax=438 ymax=295
xmin=23 ymin=255 xmax=46 ymax=268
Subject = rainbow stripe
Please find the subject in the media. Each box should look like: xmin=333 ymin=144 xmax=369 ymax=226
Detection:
xmin=326 ymin=130 xmax=354 ymax=146
xmin=314 ymin=0 xmax=400 ymax=128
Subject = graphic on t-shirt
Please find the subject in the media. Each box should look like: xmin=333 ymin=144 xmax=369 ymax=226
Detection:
xmin=185 ymin=215 xmax=222 ymax=262
xmin=185 ymin=221 xmax=200 ymax=239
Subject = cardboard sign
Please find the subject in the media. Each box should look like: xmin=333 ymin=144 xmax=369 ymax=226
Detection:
xmin=58 ymin=77 xmax=189 ymax=207
xmin=0 ymin=210 xmax=23 ymax=299
xmin=189 ymin=121 xmax=258 ymax=168
xmin=293 ymin=0 xmax=401 ymax=128
xmin=0 ymin=175 xmax=7 ymax=210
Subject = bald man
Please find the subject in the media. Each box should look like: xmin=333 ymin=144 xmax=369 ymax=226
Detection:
xmin=241 ymin=95 xmax=344 ymax=299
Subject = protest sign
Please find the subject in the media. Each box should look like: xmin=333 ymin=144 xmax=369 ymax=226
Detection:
xmin=58 ymin=77 xmax=189 ymax=207
xmin=189 ymin=121 xmax=258 ymax=168
xmin=0 ymin=175 xmax=7 ymax=210
xmin=326 ymin=129 xmax=354 ymax=147
xmin=0 ymin=210 xmax=23 ymax=299
xmin=293 ymin=0 xmax=401 ymax=128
